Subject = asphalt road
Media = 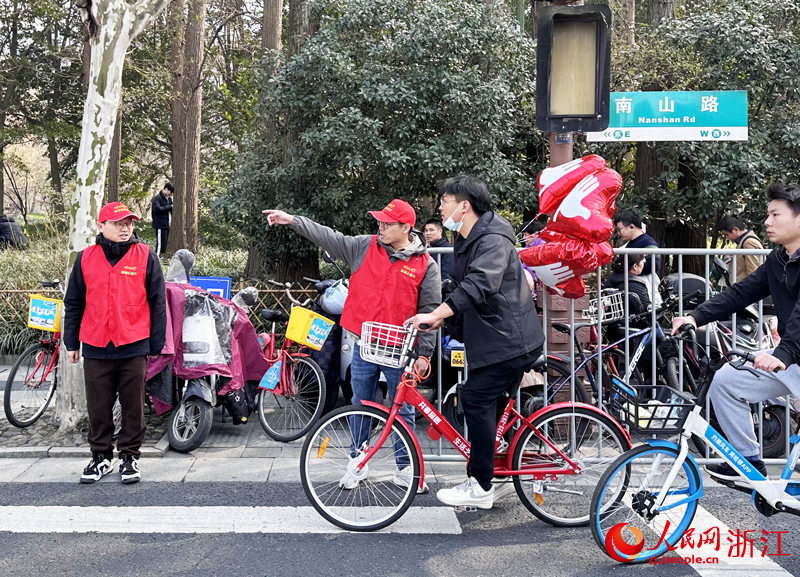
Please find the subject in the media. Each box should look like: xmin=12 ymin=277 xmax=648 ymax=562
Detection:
xmin=1 ymin=479 xmax=799 ymax=577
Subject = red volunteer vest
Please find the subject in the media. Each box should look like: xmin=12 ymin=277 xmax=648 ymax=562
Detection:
xmin=79 ymin=243 xmax=151 ymax=347
xmin=340 ymin=237 xmax=429 ymax=337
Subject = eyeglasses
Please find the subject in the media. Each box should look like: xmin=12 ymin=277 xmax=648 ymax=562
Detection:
xmin=111 ymin=220 xmax=135 ymax=230
xmin=439 ymin=196 xmax=457 ymax=208
xmin=378 ymin=221 xmax=401 ymax=230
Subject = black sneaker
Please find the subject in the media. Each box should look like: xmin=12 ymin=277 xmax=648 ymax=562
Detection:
xmin=705 ymin=458 xmax=767 ymax=481
xmin=80 ymin=454 xmax=112 ymax=484
xmin=119 ymin=454 xmax=141 ymax=484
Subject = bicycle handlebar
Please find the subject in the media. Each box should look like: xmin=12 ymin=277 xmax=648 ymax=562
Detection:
xmin=267 ymin=280 xmax=313 ymax=307
xmin=626 ymin=289 xmax=704 ymax=324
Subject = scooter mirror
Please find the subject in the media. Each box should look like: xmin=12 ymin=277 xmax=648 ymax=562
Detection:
xmin=322 ymin=251 xmax=335 ymax=264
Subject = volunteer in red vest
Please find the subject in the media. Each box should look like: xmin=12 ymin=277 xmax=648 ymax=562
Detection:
xmin=264 ymin=200 xmax=441 ymax=492
xmin=63 ymin=202 xmax=166 ymax=485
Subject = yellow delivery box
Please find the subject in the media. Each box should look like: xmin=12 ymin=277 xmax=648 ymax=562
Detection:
xmin=285 ymin=306 xmax=334 ymax=351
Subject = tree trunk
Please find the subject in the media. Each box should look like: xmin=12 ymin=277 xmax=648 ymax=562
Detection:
xmin=620 ymin=0 xmax=636 ymax=46
xmin=647 ymin=0 xmax=676 ymax=27
xmin=263 ymin=0 xmax=282 ymax=50
xmin=181 ymin=0 xmax=207 ymax=254
xmin=47 ymin=135 xmax=65 ymax=213
xmin=60 ymin=0 xmax=171 ymax=433
xmin=107 ymin=108 xmax=122 ymax=203
xmin=0 ymin=11 xmax=20 ymax=217
xmin=167 ymin=0 xmax=187 ymax=254
xmin=276 ymin=250 xmax=319 ymax=282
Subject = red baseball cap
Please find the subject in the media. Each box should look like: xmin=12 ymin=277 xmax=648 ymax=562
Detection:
xmin=98 ymin=202 xmax=140 ymax=223
xmin=368 ymin=199 xmax=416 ymax=228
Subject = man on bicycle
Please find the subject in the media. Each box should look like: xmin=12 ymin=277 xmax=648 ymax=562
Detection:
xmin=264 ymin=200 xmax=440 ymax=492
xmin=63 ymin=202 xmax=166 ymax=484
xmin=408 ymin=176 xmax=545 ymax=509
xmin=673 ymin=181 xmax=800 ymax=480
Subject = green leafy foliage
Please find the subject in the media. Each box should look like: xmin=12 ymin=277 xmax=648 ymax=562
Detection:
xmin=223 ymin=0 xmax=539 ymax=271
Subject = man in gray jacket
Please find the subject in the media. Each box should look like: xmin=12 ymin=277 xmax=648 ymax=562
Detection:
xmin=264 ymin=200 xmax=440 ymax=493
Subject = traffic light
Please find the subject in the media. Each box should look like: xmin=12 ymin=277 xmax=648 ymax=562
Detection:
xmin=536 ymin=4 xmax=611 ymax=134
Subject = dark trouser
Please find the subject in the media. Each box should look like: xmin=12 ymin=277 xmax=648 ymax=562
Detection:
xmin=461 ymin=347 xmax=543 ymax=490
xmin=83 ymin=357 xmax=147 ymax=459
xmin=155 ymin=228 xmax=169 ymax=255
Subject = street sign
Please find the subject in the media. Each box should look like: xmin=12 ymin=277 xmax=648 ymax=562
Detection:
xmin=190 ymin=276 xmax=232 ymax=300
xmin=586 ymin=90 xmax=748 ymax=142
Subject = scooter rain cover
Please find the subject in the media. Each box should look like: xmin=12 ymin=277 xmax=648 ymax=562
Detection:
xmin=145 ymin=283 xmax=270 ymax=414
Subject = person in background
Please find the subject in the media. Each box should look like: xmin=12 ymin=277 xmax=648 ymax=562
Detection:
xmin=63 ymin=202 xmax=166 ymax=485
xmin=603 ymin=253 xmax=651 ymax=315
xmin=519 ymin=220 xmax=545 ymax=247
xmin=716 ymin=214 xmax=765 ymax=283
xmin=0 ymin=214 xmax=28 ymax=249
xmin=614 ymin=210 xmax=661 ymax=304
xmin=151 ymin=182 xmax=174 ymax=256
xmin=423 ymin=218 xmax=454 ymax=280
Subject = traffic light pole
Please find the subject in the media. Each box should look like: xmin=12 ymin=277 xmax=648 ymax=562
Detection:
xmin=549 ymin=132 xmax=574 ymax=167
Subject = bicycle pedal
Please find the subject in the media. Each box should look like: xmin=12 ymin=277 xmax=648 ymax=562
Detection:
xmin=453 ymin=506 xmax=478 ymax=513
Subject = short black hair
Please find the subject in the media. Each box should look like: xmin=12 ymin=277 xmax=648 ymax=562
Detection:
xmin=164 ymin=182 xmax=175 ymax=193
xmin=611 ymin=253 xmax=645 ymax=274
xmin=716 ymin=214 xmax=746 ymax=233
xmin=765 ymin=181 xmax=800 ymax=217
xmin=520 ymin=220 xmax=544 ymax=235
xmin=613 ymin=210 xmax=643 ymax=229
xmin=424 ymin=219 xmax=444 ymax=231
xmin=438 ymin=175 xmax=493 ymax=216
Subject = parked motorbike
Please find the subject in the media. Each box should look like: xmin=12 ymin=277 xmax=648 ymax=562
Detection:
xmin=147 ymin=251 xmax=268 ymax=452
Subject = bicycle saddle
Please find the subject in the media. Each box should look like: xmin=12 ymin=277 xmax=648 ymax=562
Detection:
xmin=552 ymin=321 xmax=595 ymax=334
xmin=529 ymin=353 xmax=547 ymax=372
xmin=261 ymin=309 xmax=289 ymax=322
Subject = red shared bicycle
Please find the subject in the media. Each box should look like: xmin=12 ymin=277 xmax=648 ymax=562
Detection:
xmin=300 ymin=322 xmax=631 ymax=532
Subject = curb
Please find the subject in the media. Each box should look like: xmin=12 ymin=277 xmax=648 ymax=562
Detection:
xmin=0 ymin=433 xmax=171 ymax=459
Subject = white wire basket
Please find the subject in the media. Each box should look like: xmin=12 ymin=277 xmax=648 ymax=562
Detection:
xmin=359 ymin=322 xmax=415 ymax=369
xmin=583 ymin=289 xmax=625 ymax=323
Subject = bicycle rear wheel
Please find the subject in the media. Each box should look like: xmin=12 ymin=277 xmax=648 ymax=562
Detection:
xmin=4 ymin=343 xmax=57 ymax=428
xmin=512 ymin=406 xmax=630 ymax=527
xmin=259 ymin=356 xmax=326 ymax=442
xmin=301 ymin=405 xmax=419 ymax=532
xmin=590 ymin=444 xmax=701 ymax=563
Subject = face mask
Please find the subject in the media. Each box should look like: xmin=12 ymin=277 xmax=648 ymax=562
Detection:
xmin=443 ymin=202 xmax=465 ymax=232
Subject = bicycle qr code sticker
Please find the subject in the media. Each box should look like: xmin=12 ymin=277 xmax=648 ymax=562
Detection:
xmin=28 ymin=295 xmax=62 ymax=332
xmin=259 ymin=361 xmax=281 ymax=390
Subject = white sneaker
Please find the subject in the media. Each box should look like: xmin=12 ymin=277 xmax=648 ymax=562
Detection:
xmin=492 ymin=479 xmax=517 ymax=501
xmin=391 ymin=466 xmax=429 ymax=494
xmin=436 ymin=477 xmax=494 ymax=509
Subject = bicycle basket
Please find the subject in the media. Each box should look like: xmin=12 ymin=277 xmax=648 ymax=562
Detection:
xmin=608 ymin=378 xmax=696 ymax=434
xmin=583 ymin=289 xmax=625 ymax=323
xmin=359 ymin=322 xmax=414 ymax=369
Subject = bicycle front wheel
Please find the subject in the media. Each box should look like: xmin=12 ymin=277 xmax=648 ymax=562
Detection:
xmin=300 ymin=405 xmax=419 ymax=532
xmin=258 ymin=356 xmax=326 ymax=442
xmin=590 ymin=444 xmax=701 ymax=563
xmin=4 ymin=343 xmax=57 ymax=427
xmin=512 ymin=406 xmax=630 ymax=527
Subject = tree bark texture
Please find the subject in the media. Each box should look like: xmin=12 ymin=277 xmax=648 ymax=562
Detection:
xmin=620 ymin=0 xmax=636 ymax=46
xmin=181 ymin=0 xmax=207 ymax=254
xmin=107 ymin=108 xmax=122 ymax=203
xmin=646 ymin=0 xmax=676 ymax=27
xmin=167 ymin=0 xmax=187 ymax=254
xmin=263 ymin=0 xmax=283 ymax=50
xmin=61 ymin=0 xmax=171 ymax=433
xmin=0 ymin=12 xmax=20 ymax=217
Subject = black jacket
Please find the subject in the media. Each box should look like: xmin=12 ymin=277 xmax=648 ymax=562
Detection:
xmin=430 ymin=236 xmax=455 ymax=281
xmin=63 ymin=234 xmax=167 ymax=359
xmin=690 ymin=246 xmax=800 ymax=367
xmin=0 ymin=215 xmax=28 ymax=249
xmin=603 ymin=271 xmax=651 ymax=314
xmin=444 ymin=211 xmax=544 ymax=369
xmin=151 ymin=192 xmax=173 ymax=229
